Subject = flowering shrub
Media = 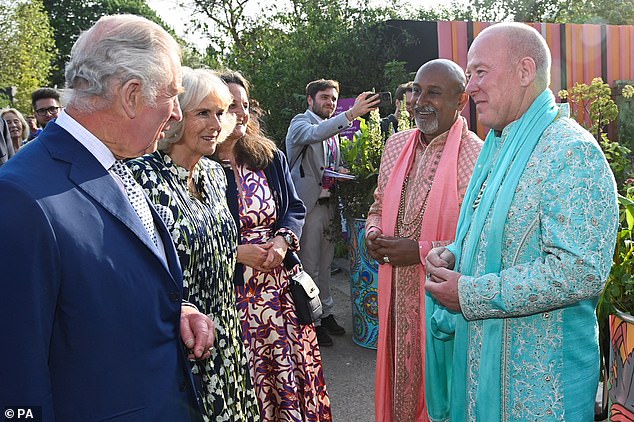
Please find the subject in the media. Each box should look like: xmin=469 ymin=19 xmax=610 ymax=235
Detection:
xmin=559 ymin=78 xmax=633 ymax=187
xmin=337 ymin=109 xmax=384 ymax=218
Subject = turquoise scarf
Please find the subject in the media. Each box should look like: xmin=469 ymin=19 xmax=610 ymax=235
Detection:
xmin=447 ymin=89 xmax=559 ymax=420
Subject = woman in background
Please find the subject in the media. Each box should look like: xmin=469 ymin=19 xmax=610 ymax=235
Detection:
xmin=214 ymin=69 xmax=331 ymax=421
xmin=128 ymin=67 xmax=259 ymax=421
xmin=2 ymin=108 xmax=29 ymax=151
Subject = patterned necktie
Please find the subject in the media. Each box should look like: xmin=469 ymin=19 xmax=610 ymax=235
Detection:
xmin=110 ymin=160 xmax=157 ymax=246
xmin=326 ymin=136 xmax=338 ymax=168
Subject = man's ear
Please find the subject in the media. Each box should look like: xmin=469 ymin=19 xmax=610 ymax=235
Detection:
xmin=120 ymin=79 xmax=143 ymax=119
xmin=456 ymin=91 xmax=469 ymax=112
xmin=517 ymin=57 xmax=537 ymax=87
xmin=306 ymin=95 xmax=313 ymax=109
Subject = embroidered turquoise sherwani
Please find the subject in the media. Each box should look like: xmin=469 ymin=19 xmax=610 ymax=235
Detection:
xmin=439 ymin=98 xmax=618 ymax=421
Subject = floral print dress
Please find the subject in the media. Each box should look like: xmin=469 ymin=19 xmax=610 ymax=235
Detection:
xmin=233 ymin=164 xmax=332 ymax=422
xmin=128 ymin=151 xmax=259 ymax=422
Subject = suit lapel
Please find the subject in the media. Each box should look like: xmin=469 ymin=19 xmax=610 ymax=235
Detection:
xmin=44 ymin=124 xmax=179 ymax=283
xmin=306 ymin=111 xmax=326 ymax=169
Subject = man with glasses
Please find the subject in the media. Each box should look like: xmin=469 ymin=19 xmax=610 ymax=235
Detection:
xmin=31 ymin=87 xmax=62 ymax=134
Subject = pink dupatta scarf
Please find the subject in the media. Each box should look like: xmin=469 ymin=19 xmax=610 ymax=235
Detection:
xmin=374 ymin=117 xmax=464 ymax=421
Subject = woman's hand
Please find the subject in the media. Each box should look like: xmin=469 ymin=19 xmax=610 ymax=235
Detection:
xmin=261 ymin=236 xmax=288 ymax=270
xmin=237 ymin=244 xmax=273 ymax=272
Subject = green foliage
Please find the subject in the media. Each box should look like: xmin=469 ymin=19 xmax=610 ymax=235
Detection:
xmin=588 ymin=80 xmax=634 ymax=383
xmin=557 ymin=0 xmax=634 ymax=24
xmin=193 ymin=0 xmax=403 ymax=143
xmin=396 ymin=90 xmax=414 ymax=132
xmin=597 ymin=187 xmax=634 ymax=384
xmin=383 ymin=60 xmax=413 ymax=98
xmin=442 ymin=0 xmax=634 ymax=24
xmin=458 ymin=0 xmax=563 ymax=21
xmin=599 ymin=133 xmax=631 ymax=187
xmin=337 ymin=109 xmax=384 ymax=219
xmin=559 ymin=77 xmax=633 ymax=188
xmin=599 ymin=188 xmax=634 ymax=319
xmin=414 ymin=0 xmax=473 ymax=20
xmin=43 ymin=0 xmax=177 ymax=87
xmin=561 ymin=78 xmax=619 ymax=136
xmin=615 ymin=81 xmax=634 ymax=160
xmin=0 ymin=0 xmax=56 ymax=112
xmin=340 ymin=110 xmax=383 ymax=179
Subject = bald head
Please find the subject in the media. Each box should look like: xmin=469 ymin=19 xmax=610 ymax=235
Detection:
xmin=466 ymin=23 xmax=552 ymax=130
xmin=418 ymin=59 xmax=467 ymax=93
xmin=476 ymin=23 xmax=551 ymax=90
xmin=412 ymin=59 xmax=469 ymax=138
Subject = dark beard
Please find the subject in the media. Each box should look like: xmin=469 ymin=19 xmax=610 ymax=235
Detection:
xmin=313 ymin=106 xmax=333 ymax=120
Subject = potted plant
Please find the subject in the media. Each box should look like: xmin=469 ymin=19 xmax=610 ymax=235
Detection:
xmin=336 ymin=108 xmax=384 ymax=349
xmin=598 ymin=187 xmax=634 ymax=419
xmin=334 ymin=98 xmax=413 ymax=349
xmin=561 ymin=78 xmax=634 ymax=419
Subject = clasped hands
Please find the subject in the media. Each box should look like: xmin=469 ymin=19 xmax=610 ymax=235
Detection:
xmin=238 ymin=235 xmax=288 ymax=272
xmin=425 ymin=246 xmax=462 ymax=312
xmin=365 ymin=230 xmax=420 ymax=267
xmin=180 ymin=305 xmax=215 ymax=360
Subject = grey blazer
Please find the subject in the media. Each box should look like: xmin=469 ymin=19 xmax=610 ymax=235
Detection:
xmin=285 ymin=110 xmax=350 ymax=213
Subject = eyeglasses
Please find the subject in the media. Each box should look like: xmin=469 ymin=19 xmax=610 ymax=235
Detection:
xmin=35 ymin=106 xmax=61 ymax=117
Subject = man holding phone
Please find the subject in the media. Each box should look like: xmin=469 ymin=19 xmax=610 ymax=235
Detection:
xmin=285 ymin=79 xmax=379 ymax=347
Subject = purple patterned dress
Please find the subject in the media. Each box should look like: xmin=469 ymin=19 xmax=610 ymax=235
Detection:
xmin=234 ymin=165 xmax=332 ymax=422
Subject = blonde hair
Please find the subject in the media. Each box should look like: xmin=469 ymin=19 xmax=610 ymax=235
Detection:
xmin=159 ymin=67 xmax=235 ymax=151
xmin=1 ymin=108 xmax=29 ymax=142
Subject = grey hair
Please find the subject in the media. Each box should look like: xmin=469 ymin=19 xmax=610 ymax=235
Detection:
xmin=63 ymin=14 xmax=181 ymax=112
xmin=158 ymin=67 xmax=235 ymax=151
xmin=1 ymin=108 xmax=30 ymax=141
xmin=481 ymin=23 xmax=551 ymax=90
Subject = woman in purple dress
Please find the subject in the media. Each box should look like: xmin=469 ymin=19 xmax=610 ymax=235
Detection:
xmin=213 ymin=70 xmax=332 ymax=421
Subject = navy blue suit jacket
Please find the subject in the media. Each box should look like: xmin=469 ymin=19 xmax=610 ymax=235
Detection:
xmin=0 ymin=122 xmax=201 ymax=421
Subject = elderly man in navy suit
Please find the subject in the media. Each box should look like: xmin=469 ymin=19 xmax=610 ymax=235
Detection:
xmin=285 ymin=79 xmax=379 ymax=346
xmin=0 ymin=15 xmax=214 ymax=421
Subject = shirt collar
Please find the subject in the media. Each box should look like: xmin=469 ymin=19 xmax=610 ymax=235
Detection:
xmin=55 ymin=110 xmax=116 ymax=170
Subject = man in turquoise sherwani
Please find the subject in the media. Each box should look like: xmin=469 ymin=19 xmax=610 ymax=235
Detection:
xmin=425 ymin=22 xmax=619 ymax=421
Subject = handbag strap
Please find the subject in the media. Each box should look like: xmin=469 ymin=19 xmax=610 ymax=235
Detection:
xmin=288 ymin=144 xmax=309 ymax=172
xmin=283 ymin=251 xmax=302 ymax=271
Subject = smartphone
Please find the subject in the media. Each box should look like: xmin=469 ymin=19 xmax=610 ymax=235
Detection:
xmin=366 ymin=92 xmax=392 ymax=108
xmin=377 ymin=91 xmax=392 ymax=108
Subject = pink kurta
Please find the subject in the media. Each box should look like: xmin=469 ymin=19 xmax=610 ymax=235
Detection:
xmin=367 ymin=117 xmax=482 ymax=421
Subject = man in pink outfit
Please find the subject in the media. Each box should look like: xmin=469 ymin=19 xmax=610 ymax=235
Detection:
xmin=366 ymin=59 xmax=483 ymax=422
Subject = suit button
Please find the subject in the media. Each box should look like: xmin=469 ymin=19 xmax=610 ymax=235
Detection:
xmin=169 ymin=292 xmax=180 ymax=302
xmin=318 ymin=182 xmax=322 ymax=186
xmin=320 ymin=166 xmax=324 ymax=170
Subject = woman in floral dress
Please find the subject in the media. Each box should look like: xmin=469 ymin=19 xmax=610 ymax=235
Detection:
xmin=128 ymin=67 xmax=259 ymax=421
xmin=214 ymin=69 xmax=332 ymax=421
